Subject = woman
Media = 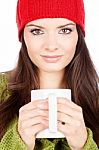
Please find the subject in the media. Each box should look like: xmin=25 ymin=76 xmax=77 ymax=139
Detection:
xmin=0 ymin=0 xmax=99 ymax=149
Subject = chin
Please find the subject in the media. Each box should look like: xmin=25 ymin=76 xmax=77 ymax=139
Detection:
xmin=41 ymin=66 xmax=66 ymax=73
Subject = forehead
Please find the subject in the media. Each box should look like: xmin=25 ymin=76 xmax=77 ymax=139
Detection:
xmin=26 ymin=18 xmax=75 ymax=27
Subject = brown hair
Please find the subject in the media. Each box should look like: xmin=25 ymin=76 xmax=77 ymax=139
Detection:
xmin=0 ymin=25 xmax=99 ymax=146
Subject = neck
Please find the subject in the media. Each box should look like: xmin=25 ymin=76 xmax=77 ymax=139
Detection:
xmin=39 ymin=70 xmax=65 ymax=89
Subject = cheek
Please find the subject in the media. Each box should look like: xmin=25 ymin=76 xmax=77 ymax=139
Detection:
xmin=25 ymin=38 xmax=40 ymax=57
xmin=27 ymin=45 xmax=38 ymax=63
xmin=24 ymin=29 xmax=42 ymax=52
xmin=64 ymin=47 xmax=76 ymax=65
xmin=23 ymin=38 xmax=37 ymax=64
xmin=63 ymin=40 xmax=77 ymax=54
xmin=25 ymin=37 xmax=44 ymax=55
xmin=24 ymin=30 xmax=43 ymax=64
xmin=25 ymin=42 xmax=36 ymax=60
xmin=62 ymin=38 xmax=78 ymax=63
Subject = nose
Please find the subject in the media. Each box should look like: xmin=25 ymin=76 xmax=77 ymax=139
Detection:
xmin=44 ymin=33 xmax=58 ymax=51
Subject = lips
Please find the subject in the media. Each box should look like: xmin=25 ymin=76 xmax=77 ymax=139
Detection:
xmin=40 ymin=55 xmax=63 ymax=63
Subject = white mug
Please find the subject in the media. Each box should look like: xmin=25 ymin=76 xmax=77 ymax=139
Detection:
xmin=31 ymin=89 xmax=71 ymax=138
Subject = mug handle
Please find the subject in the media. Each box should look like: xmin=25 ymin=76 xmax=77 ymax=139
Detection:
xmin=48 ymin=93 xmax=57 ymax=133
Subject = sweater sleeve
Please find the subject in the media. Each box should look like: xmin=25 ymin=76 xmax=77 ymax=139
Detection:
xmin=0 ymin=119 xmax=28 ymax=150
xmin=0 ymin=73 xmax=29 ymax=150
xmin=0 ymin=72 xmax=11 ymax=101
xmin=83 ymin=128 xmax=99 ymax=150
xmin=62 ymin=128 xmax=99 ymax=150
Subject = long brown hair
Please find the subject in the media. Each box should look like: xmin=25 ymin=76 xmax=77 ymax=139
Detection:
xmin=0 ymin=25 xmax=99 ymax=146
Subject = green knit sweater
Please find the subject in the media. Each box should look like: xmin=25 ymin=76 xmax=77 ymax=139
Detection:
xmin=0 ymin=72 xmax=98 ymax=150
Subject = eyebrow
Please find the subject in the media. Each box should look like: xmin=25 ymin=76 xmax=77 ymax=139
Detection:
xmin=26 ymin=23 xmax=76 ymax=29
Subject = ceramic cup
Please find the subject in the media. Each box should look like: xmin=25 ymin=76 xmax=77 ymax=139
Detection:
xmin=31 ymin=89 xmax=71 ymax=138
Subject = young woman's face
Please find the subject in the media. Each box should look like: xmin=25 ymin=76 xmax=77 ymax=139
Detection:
xmin=24 ymin=18 xmax=78 ymax=73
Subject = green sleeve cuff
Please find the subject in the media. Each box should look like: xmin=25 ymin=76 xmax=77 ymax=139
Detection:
xmin=13 ymin=119 xmax=28 ymax=150
xmin=83 ymin=128 xmax=98 ymax=150
xmin=60 ymin=128 xmax=98 ymax=150
xmin=0 ymin=119 xmax=28 ymax=150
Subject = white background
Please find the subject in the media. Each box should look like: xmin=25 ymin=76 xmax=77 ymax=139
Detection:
xmin=0 ymin=0 xmax=99 ymax=74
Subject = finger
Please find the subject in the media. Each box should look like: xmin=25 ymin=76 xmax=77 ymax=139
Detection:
xmin=25 ymin=122 xmax=49 ymax=137
xmin=19 ymin=109 xmax=49 ymax=121
xmin=19 ymin=99 xmax=48 ymax=112
xmin=19 ymin=108 xmax=39 ymax=121
xmin=57 ymin=97 xmax=82 ymax=111
xmin=57 ymin=112 xmax=81 ymax=127
xmin=34 ymin=122 xmax=49 ymax=136
xmin=57 ymin=121 xmax=74 ymax=136
xmin=57 ymin=103 xmax=83 ymax=120
xmin=57 ymin=120 xmax=86 ymax=138
xmin=20 ymin=116 xmax=49 ymax=128
xmin=37 ymin=101 xmax=48 ymax=110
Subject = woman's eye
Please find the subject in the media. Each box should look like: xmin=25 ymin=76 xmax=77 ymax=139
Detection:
xmin=30 ymin=29 xmax=44 ymax=35
xmin=59 ymin=28 xmax=72 ymax=34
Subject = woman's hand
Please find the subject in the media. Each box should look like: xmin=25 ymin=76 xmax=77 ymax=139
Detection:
xmin=57 ymin=98 xmax=87 ymax=150
xmin=18 ymin=100 xmax=48 ymax=150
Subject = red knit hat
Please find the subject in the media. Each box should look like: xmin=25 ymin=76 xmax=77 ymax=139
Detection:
xmin=16 ymin=0 xmax=85 ymax=41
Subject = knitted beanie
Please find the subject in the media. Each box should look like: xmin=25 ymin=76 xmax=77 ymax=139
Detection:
xmin=16 ymin=0 xmax=85 ymax=41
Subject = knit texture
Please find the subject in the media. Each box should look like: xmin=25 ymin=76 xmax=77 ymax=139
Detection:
xmin=16 ymin=0 xmax=85 ymax=41
xmin=0 ymin=72 xmax=99 ymax=150
xmin=0 ymin=72 xmax=10 ymax=101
